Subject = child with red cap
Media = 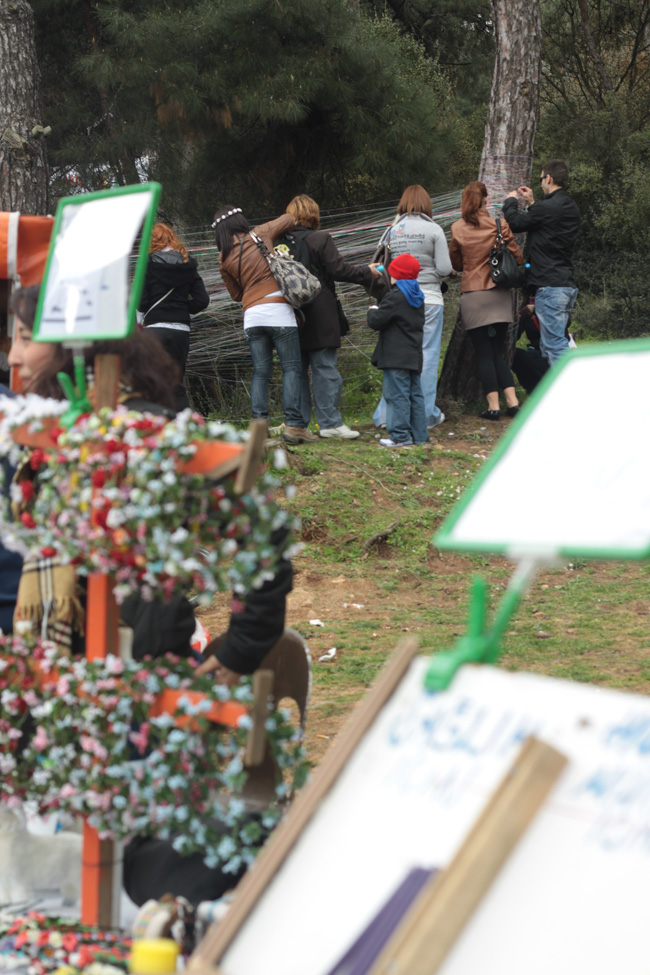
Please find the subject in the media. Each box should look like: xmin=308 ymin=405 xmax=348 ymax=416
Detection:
xmin=367 ymin=253 xmax=428 ymax=447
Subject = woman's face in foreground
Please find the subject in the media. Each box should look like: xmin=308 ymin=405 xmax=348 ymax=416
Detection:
xmin=8 ymin=316 xmax=56 ymax=393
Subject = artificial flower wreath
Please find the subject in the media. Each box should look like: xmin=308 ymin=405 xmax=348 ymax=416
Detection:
xmin=0 ymin=634 xmax=309 ymax=871
xmin=0 ymin=397 xmax=298 ymax=604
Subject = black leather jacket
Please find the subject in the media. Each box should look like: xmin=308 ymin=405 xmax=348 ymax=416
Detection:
xmin=502 ymin=188 xmax=581 ymax=290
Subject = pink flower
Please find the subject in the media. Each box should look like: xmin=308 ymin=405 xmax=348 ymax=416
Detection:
xmin=32 ymin=725 xmax=49 ymax=751
xmin=129 ymin=722 xmax=150 ymax=756
xmin=56 ymin=677 xmax=70 ymax=695
xmin=60 ymin=784 xmax=76 ymax=798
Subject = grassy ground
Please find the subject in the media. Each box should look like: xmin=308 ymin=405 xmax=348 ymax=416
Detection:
xmin=199 ymin=407 xmax=650 ymax=764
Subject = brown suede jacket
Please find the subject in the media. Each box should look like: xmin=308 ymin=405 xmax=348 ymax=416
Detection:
xmin=449 ymin=208 xmax=523 ymax=292
xmin=219 ymin=214 xmax=296 ymax=312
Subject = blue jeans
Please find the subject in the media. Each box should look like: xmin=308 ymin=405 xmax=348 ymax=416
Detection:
xmin=300 ymin=348 xmax=343 ymax=429
xmin=373 ymin=303 xmax=443 ymax=427
xmin=535 ymin=287 xmax=578 ymax=365
xmin=245 ymin=326 xmax=302 ymax=426
xmin=382 ymin=368 xmax=428 ymax=445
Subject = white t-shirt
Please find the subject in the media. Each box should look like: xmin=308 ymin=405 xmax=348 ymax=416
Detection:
xmin=243 ymin=292 xmax=297 ymax=329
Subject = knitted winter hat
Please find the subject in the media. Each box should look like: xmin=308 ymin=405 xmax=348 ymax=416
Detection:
xmin=387 ymin=254 xmax=421 ymax=280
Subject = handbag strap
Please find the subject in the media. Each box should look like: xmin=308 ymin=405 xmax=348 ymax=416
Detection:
xmin=494 ymin=217 xmax=504 ymax=247
xmin=237 ymin=236 xmax=246 ymax=289
xmin=143 ymin=287 xmax=174 ymax=324
xmin=250 ymin=230 xmax=272 ymax=261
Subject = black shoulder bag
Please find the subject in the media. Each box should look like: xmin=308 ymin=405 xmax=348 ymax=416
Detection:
xmin=489 ymin=218 xmax=524 ymax=289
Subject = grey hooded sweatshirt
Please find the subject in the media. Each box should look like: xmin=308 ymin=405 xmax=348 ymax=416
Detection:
xmin=383 ymin=213 xmax=452 ymax=305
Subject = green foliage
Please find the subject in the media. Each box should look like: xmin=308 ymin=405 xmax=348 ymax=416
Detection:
xmin=33 ymin=0 xmax=458 ymax=220
xmin=363 ymin=0 xmax=494 ymax=106
xmin=536 ymin=0 xmax=650 ymax=338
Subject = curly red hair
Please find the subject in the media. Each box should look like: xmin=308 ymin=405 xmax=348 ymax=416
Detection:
xmin=150 ymin=223 xmax=189 ymax=262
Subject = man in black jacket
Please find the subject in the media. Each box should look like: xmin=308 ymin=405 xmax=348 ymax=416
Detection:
xmin=503 ymin=159 xmax=581 ymax=365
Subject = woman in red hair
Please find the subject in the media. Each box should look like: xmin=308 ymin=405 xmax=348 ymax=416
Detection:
xmin=450 ymin=182 xmax=522 ymax=420
xmin=139 ymin=223 xmax=209 ymax=411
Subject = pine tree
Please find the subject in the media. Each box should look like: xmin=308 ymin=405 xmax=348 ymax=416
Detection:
xmin=32 ymin=0 xmax=457 ymax=221
xmin=0 ymin=0 xmax=48 ymax=213
xmin=438 ymin=0 xmax=542 ymax=402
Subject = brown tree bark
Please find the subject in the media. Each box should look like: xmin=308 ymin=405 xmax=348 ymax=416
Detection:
xmin=0 ymin=0 xmax=48 ymax=214
xmin=438 ymin=0 xmax=542 ymax=403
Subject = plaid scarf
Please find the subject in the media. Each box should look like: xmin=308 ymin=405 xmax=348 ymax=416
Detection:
xmin=14 ymin=557 xmax=85 ymax=651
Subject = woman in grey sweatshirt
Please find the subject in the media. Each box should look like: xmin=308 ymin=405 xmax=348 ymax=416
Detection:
xmin=373 ymin=185 xmax=452 ymax=430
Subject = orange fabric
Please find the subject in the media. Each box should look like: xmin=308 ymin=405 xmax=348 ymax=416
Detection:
xmin=0 ymin=212 xmax=53 ymax=285
xmin=16 ymin=215 xmax=54 ymax=285
xmin=0 ymin=214 xmax=6 ymax=277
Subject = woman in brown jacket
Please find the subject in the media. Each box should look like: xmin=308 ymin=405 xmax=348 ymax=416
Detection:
xmin=450 ymin=182 xmax=523 ymax=420
xmin=214 ymin=205 xmax=316 ymax=444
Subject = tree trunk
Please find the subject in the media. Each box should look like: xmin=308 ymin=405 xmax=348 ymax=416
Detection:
xmin=438 ymin=0 xmax=542 ymax=403
xmin=0 ymin=0 xmax=48 ymax=214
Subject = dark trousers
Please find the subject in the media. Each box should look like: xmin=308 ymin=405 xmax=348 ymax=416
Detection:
xmin=468 ymin=323 xmax=515 ymax=395
xmin=123 ymin=835 xmax=246 ymax=907
xmin=146 ymin=327 xmax=190 ymax=412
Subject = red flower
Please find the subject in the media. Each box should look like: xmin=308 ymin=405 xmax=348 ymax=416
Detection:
xmin=91 ymin=469 xmax=106 ymax=488
xmin=49 ymin=425 xmax=62 ymax=444
xmin=62 ymin=933 xmax=78 ymax=952
xmin=19 ymin=480 xmax=35 ymax=502
xmin=19 ymin=511 xmax=36 ymax=529
xmin=14 ymin=931 xmax=29 ymax=949
xmin=36 ymin=930 xmax=50 ymax=947
xmin=76 ymin=945 xmax=95 ymax=967
xmin=29 ymin=448 xmax=45 ymax=470
xmin=40 ymin=546 xmax=57 ymax=558
xmin=105 ymin=439 xmax=121 ymax=454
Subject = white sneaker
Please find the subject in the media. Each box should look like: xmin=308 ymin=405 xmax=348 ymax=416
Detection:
xmin=319 ymin=424 xmax=360 ymax=440
xmin=379 ymin=438 xmax=413 ymax=448
xmin=427 ymin=412 xmax=445 ymax=431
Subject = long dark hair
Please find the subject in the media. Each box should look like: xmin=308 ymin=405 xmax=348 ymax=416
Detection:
xmin=9 ymin=285 xmax=41 ymax=329
xmin=31 ymin=333 xmax=179 ymax=412
xmin=212 ymin=205 xmax=250 ymax=261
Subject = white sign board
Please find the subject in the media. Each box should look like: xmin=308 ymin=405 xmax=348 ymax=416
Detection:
xmin=437 ymin=344 xmax=650 ymax=560
xmin=34 ymin=185 xmax=159 ymax=343
xmin=221 ymin=658 xmax=650 ymax=975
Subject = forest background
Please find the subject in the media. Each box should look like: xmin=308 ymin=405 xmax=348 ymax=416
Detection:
xmin=3 ymin=0 xmax=648 ymax=345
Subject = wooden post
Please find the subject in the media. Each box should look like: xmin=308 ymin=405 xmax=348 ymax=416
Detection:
xmin=94 ymin=354 xmax=121 ymax=410
xmin=82 ymin=574 xmax=121 ymax=925
xmin=368 ymin=736 xmax=567 ymax=975
xmin=82 ymin=353 xmax=122 ymax=925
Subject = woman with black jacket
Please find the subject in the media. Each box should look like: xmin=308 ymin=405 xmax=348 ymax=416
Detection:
xmin=282 ymin=195 xmax=381 ymax=440
xmin=139 ymin=223 xmax=210 ymax=412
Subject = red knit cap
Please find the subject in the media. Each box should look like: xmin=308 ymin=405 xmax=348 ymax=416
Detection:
xmin=387 ymin=254 xmax=421 ymax=280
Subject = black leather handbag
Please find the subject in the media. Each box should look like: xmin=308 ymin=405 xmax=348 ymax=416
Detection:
xmin=489 ymin=218 xmax=524 ymax=289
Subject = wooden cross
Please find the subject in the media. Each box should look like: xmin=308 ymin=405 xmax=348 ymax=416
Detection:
xmin=8 ymin=353 xmax=272 ymax=926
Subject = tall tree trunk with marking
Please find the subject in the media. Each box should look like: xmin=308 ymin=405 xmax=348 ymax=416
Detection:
xmin=0 ymin=0 xmax=48 ymax=213
xmin=438 ymin=0 xmax=542 ymax=402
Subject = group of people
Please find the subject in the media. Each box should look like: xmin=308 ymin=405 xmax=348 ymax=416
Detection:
xmin=208 ymin=164 xmax=580 ymax=448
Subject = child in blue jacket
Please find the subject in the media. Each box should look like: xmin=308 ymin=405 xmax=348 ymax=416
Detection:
xmin=367 ymin=254 xmax=428 ymax=447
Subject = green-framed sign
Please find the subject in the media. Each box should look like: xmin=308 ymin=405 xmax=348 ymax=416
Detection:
xmin=435 ymin=337 xmax=650 ymax=561
xmin=33 ymin=182 xmax=161 ymax=344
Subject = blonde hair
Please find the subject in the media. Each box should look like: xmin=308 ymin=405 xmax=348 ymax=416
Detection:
xmin=397 ymin=185 xmax=433 ymax=219
xmin=286 ymin=194 xmax=320 ymax=230
xmin=150 ymin=223 xmax=189 ymax=262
